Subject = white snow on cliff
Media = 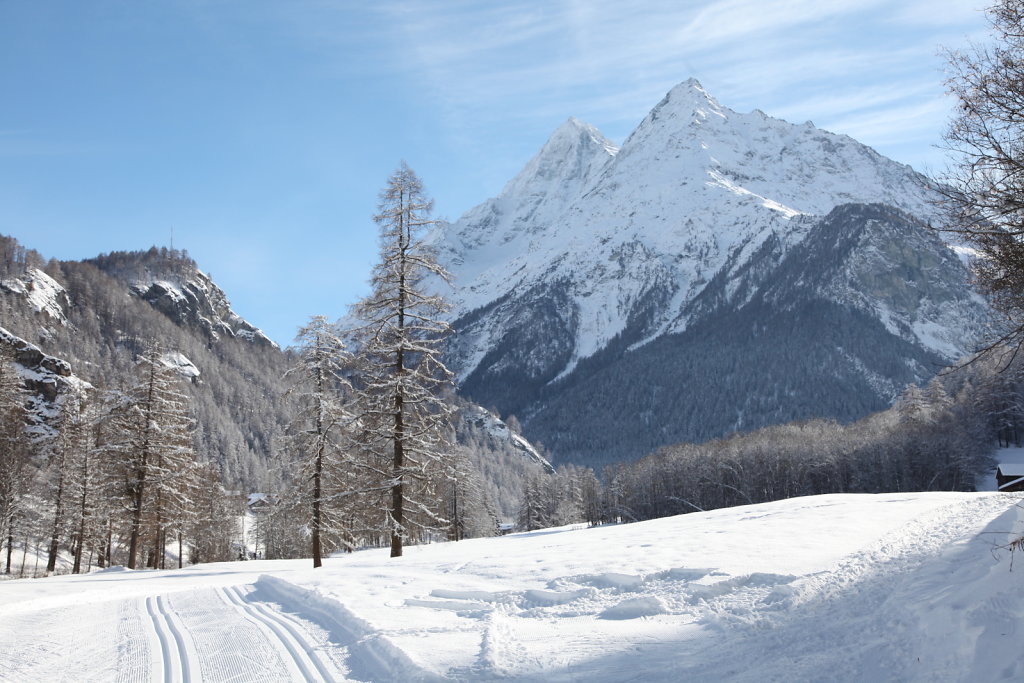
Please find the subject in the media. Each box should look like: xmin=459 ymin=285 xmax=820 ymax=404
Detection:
xmin=1 ymin=267 xmax=69 ymax=324
xmin=159 ymin=351 xmax=200 ymax=379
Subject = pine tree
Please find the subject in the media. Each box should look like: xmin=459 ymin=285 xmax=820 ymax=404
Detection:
xmin=44 ymin=396 xmax=88 ymax=574
xmin=443 ymin=448 xmax=499 ymax=540
xmin=187 ymin=463 xmax=242 ymax=565
xmin=68 ymin=394 xmax=118 ymax=573
xmin=352 ymin=162 xmax=455 ymax=557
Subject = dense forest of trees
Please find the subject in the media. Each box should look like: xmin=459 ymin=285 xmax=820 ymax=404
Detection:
xmin=0 ymin=222 xmax=1017 ymax=576
xmin=0 ymin=237 xmax=294 ymax=489
xmin=0 ymin=336 xmax=245 ymax=575
xmin=603 ymin=357 xmax=1009 ymax=523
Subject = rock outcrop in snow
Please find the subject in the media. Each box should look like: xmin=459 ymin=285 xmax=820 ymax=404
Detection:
xmin=87 ymin=248 xmax=277 ymax=349
xmin=1 ymin=267 xmax=70 ymax=325
xmin=0 ymin=326 xmax=90 ymax=436
xmin=130 ymin=272 xmax=277 ymax=349
xmin=461 ymin=404 xmax=553 ymax=474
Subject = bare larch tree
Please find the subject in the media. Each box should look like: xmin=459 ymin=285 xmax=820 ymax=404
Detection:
xmin=352 ymin=162 xmax=454 ymax=558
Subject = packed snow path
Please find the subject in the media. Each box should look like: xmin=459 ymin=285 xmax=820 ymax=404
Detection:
xmin=0 ymin=578 xmax=352 ymax=681
xmin=1 ymin=492 xmax=1022 ymax=681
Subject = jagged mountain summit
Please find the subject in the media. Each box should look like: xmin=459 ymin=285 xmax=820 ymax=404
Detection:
xmin=433 ymin=79 xmax=987 ymax=466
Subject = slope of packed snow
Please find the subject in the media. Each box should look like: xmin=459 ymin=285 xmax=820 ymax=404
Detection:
xmin=1 ymin=492 xmax=1021 ymax=681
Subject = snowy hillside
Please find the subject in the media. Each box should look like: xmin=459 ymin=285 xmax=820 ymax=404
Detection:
xmin=1 ymin=493 xmax=1019 ymax=681
xmin=434 ymin=80 xmax=988 ymax=464
xmin=438 ymin=79 xmax=945 ymax=376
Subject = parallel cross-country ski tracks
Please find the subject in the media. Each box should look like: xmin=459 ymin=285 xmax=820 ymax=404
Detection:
xmin=145 ymin=594 xmax=195 ymax=682
xmin=140 ymin=585 xmax=344 ymax=682
xmin=218 ymin=585 xmax=340 ymax=682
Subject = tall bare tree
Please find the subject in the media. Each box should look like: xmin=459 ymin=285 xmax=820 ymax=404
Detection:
xmin=44 ymin=396 xmax=87 ymax=574
xmin=941 ymin=0 xmax=1024 ymax=357
xmin=352 ymin=162 xmax=454 ymax=557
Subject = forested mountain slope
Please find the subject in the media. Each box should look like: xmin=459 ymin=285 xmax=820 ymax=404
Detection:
xmin=0 ymin=239 xmax=292 ymax=487
xmin=0 ymin=237 xmax=552 ymax=506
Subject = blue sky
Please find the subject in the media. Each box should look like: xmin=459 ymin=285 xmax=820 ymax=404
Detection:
xmin=0 ymin=0 xmax=989 ymax=347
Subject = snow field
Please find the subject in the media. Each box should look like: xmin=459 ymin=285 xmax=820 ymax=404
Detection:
xmin=277 ymin=492 xmax=1019 ymax=680
xmin=0 ymin=491 xmax=1020 ymax=681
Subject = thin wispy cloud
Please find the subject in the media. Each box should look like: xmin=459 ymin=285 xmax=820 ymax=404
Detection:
xmin=358 ymin=0 xmax=988 ymax=174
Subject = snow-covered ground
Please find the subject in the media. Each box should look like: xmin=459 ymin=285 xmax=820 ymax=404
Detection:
xmin=1 ymin=492 xmax=1022 ymax=681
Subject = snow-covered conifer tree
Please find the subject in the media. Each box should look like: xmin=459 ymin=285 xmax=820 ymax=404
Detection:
xmin=187 ymin=463 xmax=242 ymax=565
xmin=352 ymin=162 xmax=455 ymax=557
xmin=287 ymin=315 xmax=356 ymax=567
xmin=120 ymin=343 xmax=194 ymax=570
xmin=44 ymin=396 xmax=88 ymax=574
xmin=0 ymin=345 xmax=30 ymax=574
xmin=67 ymin=394 xmax=119 ymax=573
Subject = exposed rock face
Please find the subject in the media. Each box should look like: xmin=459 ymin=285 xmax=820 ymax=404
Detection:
xmin=1 ymin=267 xmax=70 ymax=325
xmin=461 ymin=404 xmax=554 ymax=474
xmin=0 ymin=326 xmax=88 ymax=435
xmin=83 ymin=247 xmax=277 ymax=349
xmin=430 ymin=80 xmax=987 ymax=466
xmin=130 ymin=271 xmax=277 ymax=349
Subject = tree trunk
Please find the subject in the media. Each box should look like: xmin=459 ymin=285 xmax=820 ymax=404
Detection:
xmin=391 ymin=214 xmax=407 ymax=559
xmin=72 ymin=496 xmax=88 ymax=574
xmin=46 ymin=453 xmax=67 ymax=574
xmin=19 ymin=530 xmax=28 ymax=576
xmin=312 ymin=369 xmax=324 ymax=568
xmin=391 ymin=369 xmax=405 ymax=557
xmin=127 ymin=466 xmax=146 ymax=569
xmin=312 ymin=445 xmax=323 ymax=567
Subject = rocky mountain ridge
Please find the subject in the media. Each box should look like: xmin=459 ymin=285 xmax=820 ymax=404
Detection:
xmin=86 ymin=248 xmax=277 ymax=349
xmin=431 ymin=79 xmax=987 ymax=466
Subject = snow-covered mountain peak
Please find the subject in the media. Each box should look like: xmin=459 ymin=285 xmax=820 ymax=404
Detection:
xmin=607 ymin=80 xmax=935 ymax=221
xmin=496 ymin=115 xmax=617 ymax=202
xmin=434 ymin=116 xmax=618 ymax=294
xmin=438 ymin=82 xmax=949 ymax=366
xmin=654 ymin=77 xmax=724 ymax=121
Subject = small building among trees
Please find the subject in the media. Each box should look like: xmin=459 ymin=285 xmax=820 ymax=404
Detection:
xmin=996 ymin=463 xmax=1024 ymax=492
